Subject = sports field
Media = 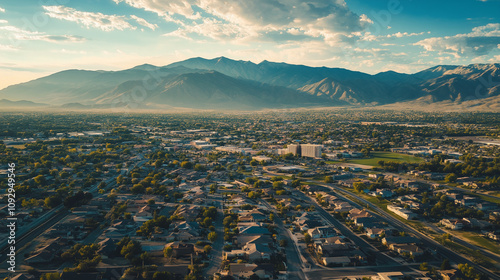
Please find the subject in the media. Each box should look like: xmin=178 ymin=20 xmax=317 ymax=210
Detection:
xmin=346 ymin=152 xmax=423 ymax=166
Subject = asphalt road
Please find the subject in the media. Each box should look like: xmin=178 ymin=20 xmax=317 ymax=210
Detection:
xmin=306 ymin=264 xmax=415 ymax=279
xmin=260 ymin=199 xmax=307 ymax=280
xmin=291 ymin=190 xmax=400 ymax=267
xmin=0 ymin=208 xmax=69 ymax=270
xmin=205 ymin=204 xmax=224 ymax=276
xmin=324 ymin=183 xmax=500 ymax=280
xmin=0 ymin=159 xmax=147 ymax=273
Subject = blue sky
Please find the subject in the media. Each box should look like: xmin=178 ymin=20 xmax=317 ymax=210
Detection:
xmin=0 ymin=0 xmax=499 ymax=89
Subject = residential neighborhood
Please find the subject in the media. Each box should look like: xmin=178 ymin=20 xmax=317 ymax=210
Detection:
xmin=1 ymin=111 xmax=500 ymax=280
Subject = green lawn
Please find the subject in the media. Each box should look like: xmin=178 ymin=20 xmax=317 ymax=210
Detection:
xmin=476 ymin=193 xmax=500 ymax=206
xmin=8 ymin=144 xmax=26 ymax=150
xmin=438 ymin=238 xmax=495 ymax=268
xmin=347 ymin=152 xmax=423 ymax=167
xmin=457 ymin=231 xmax=500 ymax=255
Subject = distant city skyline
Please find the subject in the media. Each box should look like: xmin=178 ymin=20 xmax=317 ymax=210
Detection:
xmin=0 ymin=0 xmax=499 ymax=89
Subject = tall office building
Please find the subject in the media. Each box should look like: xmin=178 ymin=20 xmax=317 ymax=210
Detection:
xmin=287 ymin=144 xmax=301 ymax=156
xmin=300 ymin=144 xmax=323 ymax=158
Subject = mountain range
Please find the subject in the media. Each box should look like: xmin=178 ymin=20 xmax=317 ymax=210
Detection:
xmin=1 ymin=57 xmax=499 ymax=110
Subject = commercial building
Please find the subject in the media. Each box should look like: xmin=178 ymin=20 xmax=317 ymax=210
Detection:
xmin=301 ymin=144 xmax=322 ymax=158
xmin=277 ymin=143 xmax=323 ymax=158
xmin=387 ymin=205 xmax=417 ymax=220
xmin=287 ymin=144 xmax=301 ymax=156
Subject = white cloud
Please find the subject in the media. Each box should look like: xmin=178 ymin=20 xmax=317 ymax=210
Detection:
xmin=0 ymin=25 xmax=85 ymax=42
xmin=165 ymin=17 xmax=254 ymax=41
xmin=287 ymin=28 xmax=303 ymax=36
xmin=470 ymin=23 xmax=500 ymax=36
xmin=489 ymin=55 xmax=500 ymax=62
xmin=114 ymin=0 xmax=200 ymax=21
xmin=415 ymin=23 xmax=500 ymax=57
xmin=130 ymin=15 xmax=158 ymax=30
xmin=115 ymin=0 xmax=372 ymax=44
xmin=0 ymin=6 xmax=5 ymax=13
xmin=354 ymin=47 xmax=388 ymax=54
xmin=54 ymin=49 xmax=87 ymax=54
xmin=200 ymin=0 xmax=371 ymax=37
xmin=43 ymin=5 xmax=136 ymax=31
xmin=361 ymin=31 xmax=428 ymax=42
xmin=386 ymin=31 xmax=427 ymax=38
xmin=0 ymin=19 xmax=8 ymax=24
xmin=0 ymin=44 xmax=17 ymax=51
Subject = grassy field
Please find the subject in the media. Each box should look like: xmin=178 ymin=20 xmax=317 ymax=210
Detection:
xmin=7 ymin=144 xmax=26 ymax=149
xmin=347 ymin=152 xmax=423 ymax=166
xmin=476 ymin=193 xmax=500 ymax=206
xmin=438 ymin=237 xmax=496 ymax=268
xmin=455 ymin=231 xmax=500 ymax=255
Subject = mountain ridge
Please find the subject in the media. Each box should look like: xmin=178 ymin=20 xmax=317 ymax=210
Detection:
xmin=1 ymin=57 xmax=499 ymax=110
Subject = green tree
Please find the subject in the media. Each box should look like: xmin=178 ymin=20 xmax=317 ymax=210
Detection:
xmin=353 ymin=182 xmax=366 ymax=193
xmin=419 ymin=262 xmax=429 ymax=271
xmin=44 ymin=195 xmax=62 ymax=209
xmin=117 ymin=175 xmax=124 ymax=185
xmin=223 ymin=216 xmax=233 ymax=228
xmin=34 ymin=175 xmax=46 ymax=185
xmin=40 ymin=272 xmax=60 ymax=280
xmin=163 ymin=246 xmax=173 ymax=258
xmin=194 ymin=164 xmax=205 ymax=171
xmin=272 ymin=181 xmax=284 ymax=189
xmin=204 ymin=245 xmax=212 ymax=253
xmin=120 ymin=240 xmax=142 ymax=261
xmin=441 ymin=259 xmax=451 ymax=270
xmin=209 ymin=184 xmax=218 ymax=194
xmin=208 ymin=232 xmax=218 ymax=242
xmin=181 ymin=161 xmax=193 ymax=169
xmin=457 ymin=263 xmax=480 ymax=279
xmin=304 ymin=233 xmax=312 ymax=244
xmin=279 ymin=239 xmax=288 ymax=247
xmin=131 ymin=184 xmax=145 ymax=194
xmin=324 ymin=176 xmax=333 ymax=183
xmin=248 ymin=191 xmax=260 ymax=199
xmin=202 ymin=217 xmax=213 ymax=228
xmin=445 ymin=173 xmax=458 ymax=183
xmin=153 ymin=271 xmax=173 ymax=280
xmin=269 ymin=213 xmax=275 ymax=222
xmin=140 ymin=252 xmax=151 ymax=265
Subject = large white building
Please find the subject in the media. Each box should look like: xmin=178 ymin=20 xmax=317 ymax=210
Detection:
xmin=190 ymin=140 xmax=217 ymax=150
xmin=387 ymin=205 xmax=417 ymax=220
xmin=300 ymin=144 xmax=323 ymax=158
xmin=287 ymin=144 xmax=301 ymax=155
xmin=216 ymin=146 xmax=252 ymax=154
xmin=277 ymin=143 xmax=323 ymax=158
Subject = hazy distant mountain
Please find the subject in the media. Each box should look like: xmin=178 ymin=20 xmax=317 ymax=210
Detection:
xmin=0 ymin=66 xmax=199 ymax=105
xmin=418 ymin=64 xmax=500 ymax=102
xmin=167 ymin=56 xmax=370 ymax=89
xmin=166 ymin=57 xmax=500 ymax=107
xmin=298 ymin=77 xmax=404 ymax=105
xmin=1 ymin=57 xmax=499 ymax=110
xmin=0 ymin=99 xmax=47 ymax=108
xmin=412 ymin=65 xmax=461 ymax=81
xmin=94 ymin=70 xmax=331 ymax=109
